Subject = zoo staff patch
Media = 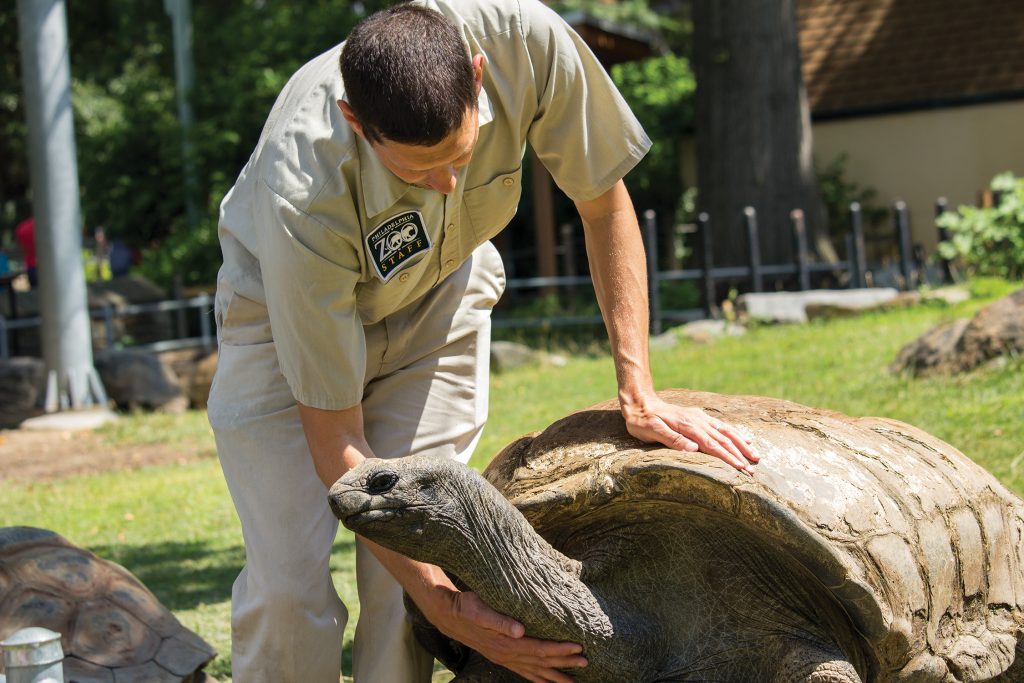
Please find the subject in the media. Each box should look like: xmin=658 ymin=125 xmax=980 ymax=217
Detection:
xmin=365 ymin=211 xmax=432 ymax=282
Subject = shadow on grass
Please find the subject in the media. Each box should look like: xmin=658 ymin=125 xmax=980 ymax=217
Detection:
xmin=91 ymin=537 xmax=357 ymax=612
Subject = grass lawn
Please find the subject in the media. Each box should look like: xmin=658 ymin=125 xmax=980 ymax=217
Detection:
xmin=1 ymin=281 xmax=1021 ymax=681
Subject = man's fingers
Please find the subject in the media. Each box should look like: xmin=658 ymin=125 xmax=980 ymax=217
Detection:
xmin=718 ymin=423 xmax=759 ymax=461
xmin=648 ymin=419 xmax=699 ymax=452
xmin=456 ymin=592 xmax=525 ymax=638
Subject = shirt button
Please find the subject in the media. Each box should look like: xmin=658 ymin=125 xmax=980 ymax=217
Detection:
xmin=444 ymin=259 xmax=455 ymax=269
xmin=446 ymin=223 xmax=455 ymax=233
xmin=398 ymin=272 xmax=410 ymax=283
xmin=502 ymin=177 xmax=515 ymax=187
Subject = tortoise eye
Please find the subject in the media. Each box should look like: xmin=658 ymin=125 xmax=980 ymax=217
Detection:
xmin=367 ymin=471 xmax=399 ymax=495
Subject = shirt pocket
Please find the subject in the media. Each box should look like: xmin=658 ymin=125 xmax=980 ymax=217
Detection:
xmin=461 ymin=165 xmax=523 ymax=245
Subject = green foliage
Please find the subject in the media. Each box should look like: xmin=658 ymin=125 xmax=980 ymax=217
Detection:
xmin=816 ymin=153 xmax=888 ymax=240
xmin=1 ymin=0 xmax=387 ymax=287
xmin=552 ymin=0 xmax=685 ymax=41
xmin=938 ymin=173 xmax=1024 ymax=279
xmin=611 ymin=53 xmax=696 ymax=230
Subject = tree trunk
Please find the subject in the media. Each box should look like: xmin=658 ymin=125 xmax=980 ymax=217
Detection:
xmin=692 ymin=0 xmax=829 ymax=267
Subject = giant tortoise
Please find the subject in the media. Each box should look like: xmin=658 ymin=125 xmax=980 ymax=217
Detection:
xmin=330 ymin=389 xmax=1024 ymax=682
xmin=0 ymin=526 xmax=216 ymax=682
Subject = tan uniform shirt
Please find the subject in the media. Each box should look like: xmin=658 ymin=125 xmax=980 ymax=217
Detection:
xmin=217 ymin=0 xmax=651 ymax=410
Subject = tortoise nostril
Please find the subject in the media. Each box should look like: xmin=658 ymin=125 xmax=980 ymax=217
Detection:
xmin=367 ymin=471 xmax=399 ymax=495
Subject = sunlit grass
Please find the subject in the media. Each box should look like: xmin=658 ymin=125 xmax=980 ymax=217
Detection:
xmin=1 ymin=281 xmax=1021 ymax=681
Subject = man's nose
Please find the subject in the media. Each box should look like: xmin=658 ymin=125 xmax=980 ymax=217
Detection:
xmin=426 ymin=166 xmax=457 ymax=194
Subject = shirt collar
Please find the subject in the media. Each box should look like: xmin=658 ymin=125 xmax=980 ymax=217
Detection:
xmin=359 ymin=86 xmax=494 ymax=218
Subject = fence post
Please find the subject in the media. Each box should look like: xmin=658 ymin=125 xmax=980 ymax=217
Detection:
xmin=894 ymin=200 xmax=914 ymax=290
xmin=935 ymin=197 xmax=953 ymax=283
xmin=642 ymin=209 xmax=662 ymax=336
xmin=849 ymin=202 xmax=867 ymax=288
xmin=791 ymin=208 xmax=810 ymax=291
xmin=699 ymin=212 xmax=716 ymax=317
xmin=744 ymin=207 xmax=763 ymax=293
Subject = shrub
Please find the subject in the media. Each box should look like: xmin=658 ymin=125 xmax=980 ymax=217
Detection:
xmin=938 ymin=173 xmax=1024 ymax=279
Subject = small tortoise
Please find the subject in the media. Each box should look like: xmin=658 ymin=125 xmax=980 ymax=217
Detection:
xmin=0 ymin=526 xmax=216 ymax=682
xmin=331 ymin=389 xmax=1024 ymax=682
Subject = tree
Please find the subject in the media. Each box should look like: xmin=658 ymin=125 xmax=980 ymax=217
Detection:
xmin=692 ymin=0 xmax=828 ymax=267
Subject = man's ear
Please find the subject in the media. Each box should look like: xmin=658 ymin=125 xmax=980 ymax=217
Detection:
xmin=338 ymin=100 xmax=364 ymax=138
xmin=471 ymin=54 xmax=485 ymax=97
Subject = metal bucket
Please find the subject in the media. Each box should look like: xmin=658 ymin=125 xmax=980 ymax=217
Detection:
xmin=0 ymin=628 xmax=64 ymax=683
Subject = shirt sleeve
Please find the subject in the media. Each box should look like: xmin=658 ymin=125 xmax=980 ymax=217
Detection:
xmin=256 ymin=179 xmax=367 ymax=411
xmin=520 ymin=0 xmax=652 ymax=202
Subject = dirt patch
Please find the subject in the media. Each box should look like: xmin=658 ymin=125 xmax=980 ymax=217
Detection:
xmin=0 ymin=428 xmax=212 ymax=483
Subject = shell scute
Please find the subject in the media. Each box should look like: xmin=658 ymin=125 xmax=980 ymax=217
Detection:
xmin=487 ymin=390 xmax=1024 ymax=679
xmin=71 ymin=598 xmax=161 ymax=668
xmin=0 ymin=586 xmax=76 ymax=642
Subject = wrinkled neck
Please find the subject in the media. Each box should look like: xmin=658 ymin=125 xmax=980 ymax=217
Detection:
xmin=429 ymin=480 xmax=613 ymax=645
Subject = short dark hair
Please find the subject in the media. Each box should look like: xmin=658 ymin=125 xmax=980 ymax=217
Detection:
xmin=340 ymin=4 xmax=476 ymax=146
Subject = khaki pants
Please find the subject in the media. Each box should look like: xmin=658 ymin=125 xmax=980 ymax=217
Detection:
xmin=208 ymin=243 xmax=505 ymax=682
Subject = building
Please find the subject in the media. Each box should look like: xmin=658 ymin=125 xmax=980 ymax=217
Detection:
xmin=799 ymin=0 xmax=1024 ymax=253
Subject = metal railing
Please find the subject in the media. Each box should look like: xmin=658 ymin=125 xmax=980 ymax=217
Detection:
xmin=496 ymin=198 xmax=953 ymax=334
xmin=0 ymin=294 xmax=214 ymax=359
xmin=1 ymin=197 xmax=955 ymax=356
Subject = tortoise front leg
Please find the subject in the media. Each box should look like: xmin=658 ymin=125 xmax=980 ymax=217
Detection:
xmin=772 ymin=640 xmax=861 ymax=683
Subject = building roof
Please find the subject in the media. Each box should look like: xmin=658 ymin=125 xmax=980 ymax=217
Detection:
xmin=798 ymin=0 xmax=1024 ymax=119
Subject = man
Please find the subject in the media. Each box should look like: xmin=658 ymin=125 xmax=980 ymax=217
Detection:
xmin=208 ymin=1 xmax=757 ymax=682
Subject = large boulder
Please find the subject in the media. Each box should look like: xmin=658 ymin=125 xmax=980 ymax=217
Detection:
xmin=892 ymin=287 xmax=1024 ymax=376
xmin=159 ymin=348 xmax=218 ymax=409
xmin=737 ymin=288 xmax=900 ymax=324
xmin=94 ymin=349 xmax=188 ymax=413
xmin=0 ymin=357 xmax=45 ymax=427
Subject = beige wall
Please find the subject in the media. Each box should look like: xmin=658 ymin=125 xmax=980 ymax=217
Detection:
xmin=679 ymin=99 xmax=1024 ymax=257
xmin=812 ymin=100 xmax=1024 ymax=254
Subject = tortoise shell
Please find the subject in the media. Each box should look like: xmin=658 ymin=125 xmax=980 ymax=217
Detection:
xmin=0 ymin=527 xmax=215 ymax=682
xmin=484 ymin=389 xmax=1024 ymax=682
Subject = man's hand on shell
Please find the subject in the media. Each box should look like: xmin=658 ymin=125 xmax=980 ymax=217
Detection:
xmin=623 ymin=398 xmax=759 ymax=474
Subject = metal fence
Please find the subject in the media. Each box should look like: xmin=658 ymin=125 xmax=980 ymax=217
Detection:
xmin=0 ymin=294 xmax=214 ymax=359
xmin=497 ymin=198 xmax=954 ymax=335
xmin=0 ymin=198 xmax=954 ymax=358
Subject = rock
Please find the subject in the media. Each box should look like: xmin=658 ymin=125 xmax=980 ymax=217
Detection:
xmin=650 ymin=320 xmax=746 ymax=350
xmin=922 ymin=286 xmax=970 ymax=306
xmin=890 ymin=319 xmax=970 ymax=376
xmin=649 ymin=332 xmax=679 ymax=350
xmin=489 ymin=341 xmax=566 ymax=373
xmin=187 ymin=351 xmax=218 ymax=409
xmin=892 ymin=288 xmax=1024 ymax=376
xmin=158 ymin=348 xmax=218 ymax=409
xmin=0 ymin=357 xmax=46 ymax=427
xmin=737 ymin=288 xmax=900 ymax=323
xmin=680 ymin=319 xmax=746 ymax=343
xmin=94 ymin=349 xmax=188 ymax=413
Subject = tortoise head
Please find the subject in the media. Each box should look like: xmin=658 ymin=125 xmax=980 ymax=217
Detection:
xmin=328 ymin=456 xmax=492 ymax=564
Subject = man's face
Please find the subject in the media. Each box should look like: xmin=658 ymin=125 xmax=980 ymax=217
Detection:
xmin=369 ymin=105 xmax=480 ymax=195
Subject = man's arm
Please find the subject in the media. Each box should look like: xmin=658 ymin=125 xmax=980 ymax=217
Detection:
xmin=297 ymin=402 xmax=587 ymax=683
xmin=575 ymin=181 xmax=758 ymax=471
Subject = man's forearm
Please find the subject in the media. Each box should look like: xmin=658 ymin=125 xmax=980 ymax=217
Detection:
xmin=297 ymin=401 xmax=461 ymax=609
xmin=576 ymin=180 xmax=656 ymax=409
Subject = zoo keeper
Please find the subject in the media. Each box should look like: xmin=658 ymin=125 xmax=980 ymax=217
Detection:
xmin=207 ymin=1 xmax=758 ymax=682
